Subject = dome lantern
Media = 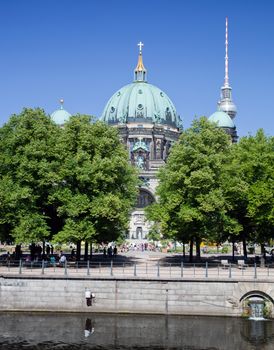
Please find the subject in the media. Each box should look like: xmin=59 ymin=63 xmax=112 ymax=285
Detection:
xmin=134 ymin=41 xmax=147 ymax=82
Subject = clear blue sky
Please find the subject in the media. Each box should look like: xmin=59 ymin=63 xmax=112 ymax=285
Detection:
xmin=0 ymin=0 xmax=273 ymax=137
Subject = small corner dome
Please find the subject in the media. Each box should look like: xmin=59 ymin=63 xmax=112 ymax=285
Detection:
xmin=51 ymin=99 xmax=71 ymax=125
xmin=208 ymin=110 xmax=235 ymax=128
xmin=101 ymin=82 xmax=181 ymax=128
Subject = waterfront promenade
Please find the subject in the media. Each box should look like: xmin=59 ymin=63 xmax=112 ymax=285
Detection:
xmin=1 ymin=251 xmax=274 ymax=281
xmin=1 ymin=251 xmax=274 ymax=317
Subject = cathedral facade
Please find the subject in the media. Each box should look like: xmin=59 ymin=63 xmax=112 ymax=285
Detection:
xmin=100 ymin=43 xmax=182 ymax=240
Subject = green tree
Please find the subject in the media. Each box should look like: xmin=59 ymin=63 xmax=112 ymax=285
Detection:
xmin=0 ymin=108 xmax=59 ymax=243
xmin=224 ymin=130 xmax=274 ymax=255
xmin=146 ymin=117 xmax=239 ymax=261
xmin=51 ymin=116 xmax=138 ymax=253
xmin=0 ymin=111 xmax=138 ymax=252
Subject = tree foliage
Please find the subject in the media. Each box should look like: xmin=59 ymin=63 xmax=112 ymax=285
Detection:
xmin=51 ymin=116 xmax=138 ymax=244
xmin=0 ymin=108 xmax=59 ymax=242
xmin=147 ymin=120 xmax=274 ymax=257
xmin=146 ymin=118 xmax=240 ymax=254
xmin=224 ymin=129 xmax=274 ymax=246
xmin=0 ymin=110 xmax=138 ymax=244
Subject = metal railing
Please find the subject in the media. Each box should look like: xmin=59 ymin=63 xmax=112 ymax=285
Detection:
xmin=1 ymin=259 xmax=274 ymax=280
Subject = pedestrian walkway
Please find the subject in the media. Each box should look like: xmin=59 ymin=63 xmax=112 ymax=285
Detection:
xmin=1 ymin=256 xmax=274 ymax=281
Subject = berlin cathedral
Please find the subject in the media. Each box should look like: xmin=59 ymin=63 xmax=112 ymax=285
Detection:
xmin=51 ymin=19 xmax=237 ymax=242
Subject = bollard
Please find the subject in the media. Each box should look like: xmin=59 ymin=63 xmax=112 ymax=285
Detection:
xmin=205 ymin=262 xmax=208 ymax=278
xmin=181 ymin=262 xmax=184 ymax=277
xmin=254 ymin=263 xmax=257 ymax=279
xmin=87 ymin=260 xmax=90 ymax=276
xmin=8 ymin=260 xmax=10 ymax=272
xmin=110 ymin=260 xmax=113 ymax=276
xmin=64 ymin=260 xmax=67 ymax=276
xmin=134 ymin=263 xmax=137 ymax=276
xmin=41 ymin=260 xmax=45 ymax=275
xmin=217 ymin=264 xmax=219 ymax=276
xmin=19 ymin=259 xmax=22 ymax=274
xmin=229 ymin=263 xmax=232 ymax=278
xmin=99 ymin=262 xmax=101 ymax=274
xmin=157 ymin=262 xmax=160 ymax=277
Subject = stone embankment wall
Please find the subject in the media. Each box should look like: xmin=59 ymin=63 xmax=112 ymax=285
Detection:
xmin=0 ymin=276 xmax=273 ymax=317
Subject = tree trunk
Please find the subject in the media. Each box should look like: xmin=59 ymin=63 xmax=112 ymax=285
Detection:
xmin=42 ymin=240 xmax=45 ymax=257
xmin=261 ymin=243 xmax=266 ymax=259
xmin=90 ymin=242 xmax=93 ymax=260
xmin=15 ymin=244 xmax=22 ymax=260
xmin=84 ymin=241 xmax=88 ymax=261
xmin=183 ymin=243 xmax=185 ymax=258
xmin=243 ymin=236 xmax=247 ymax=259
xmin=232 ymin=241 xmax=235 ymax=262
xmin=189 ymin=238 xmax=194 ymax=263
xmin=76 ymin=241 xmax=81 ymax=261
xmin=196 ymin=237 xmax=201 ymax=260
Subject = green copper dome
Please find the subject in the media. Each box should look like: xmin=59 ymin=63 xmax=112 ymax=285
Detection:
xmin=51 ymin=99 xmax=71 ymax=125
xmin=101 ymin=47 xmax=181 ymax=129
xmin=101 ymin=82 xmax=181 ymax=128
xmin=208 ymin=110 xmax=235 ymax=128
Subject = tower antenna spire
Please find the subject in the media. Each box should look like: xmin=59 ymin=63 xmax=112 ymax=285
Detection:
xmin=218 ymin=17 xmax=237 ymax=120
xmin=224 ymin=17 xmax=229 ymax=87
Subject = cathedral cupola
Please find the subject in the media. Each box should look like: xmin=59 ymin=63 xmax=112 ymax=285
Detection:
xmin=101 ymin=42 xmax=182 ymax=129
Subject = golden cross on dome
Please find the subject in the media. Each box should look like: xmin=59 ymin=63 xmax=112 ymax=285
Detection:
xmin=137 ymin=41 xmax=144 ymax=53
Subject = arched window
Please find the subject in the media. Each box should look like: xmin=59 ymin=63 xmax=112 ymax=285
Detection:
xmin=136 ymin=189 xmax=155 ymax=208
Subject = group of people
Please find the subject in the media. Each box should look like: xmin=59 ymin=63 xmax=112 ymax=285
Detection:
xmin=119 ymin=242 xmax=155 ymax=252
xmin=29 ymin=243 xmax=54 ymax=261
xmin=103 ymin=245 xmax=117 ymax=258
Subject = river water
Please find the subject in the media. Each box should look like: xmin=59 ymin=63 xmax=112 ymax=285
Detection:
xmin=0 ymin=312 xmax=274 ymax=350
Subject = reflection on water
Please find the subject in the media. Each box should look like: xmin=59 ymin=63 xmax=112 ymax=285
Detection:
xmin=84 ymin=318 xmax=95 ymax=338
xmin=0 ymin=312 xmax=274 ymax=350
xmin=241 ymin=319 xmax=274 ymax=347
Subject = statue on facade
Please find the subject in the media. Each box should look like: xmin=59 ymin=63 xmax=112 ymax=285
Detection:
xmin=131 ymin=138 xmax=150 ymax=170
xmin=136 ymin=154 xmax=145 ymax=169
